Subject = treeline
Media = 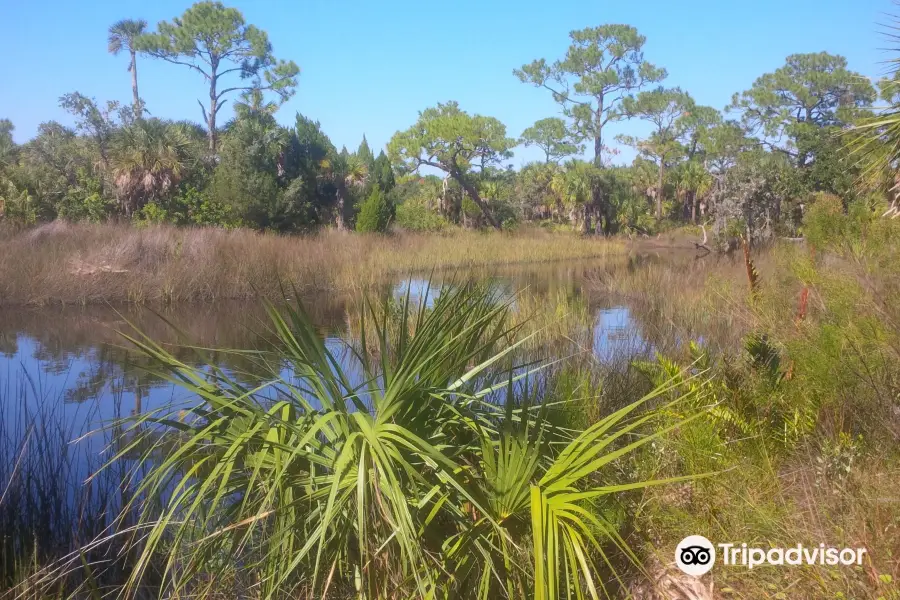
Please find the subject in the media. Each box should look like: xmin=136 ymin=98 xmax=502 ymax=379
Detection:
xmin=0 ymin=3 xmax=895 ymax=239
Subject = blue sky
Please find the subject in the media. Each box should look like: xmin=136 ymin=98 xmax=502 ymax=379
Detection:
xmin=0 ymin=0 xmax=889 ymax=165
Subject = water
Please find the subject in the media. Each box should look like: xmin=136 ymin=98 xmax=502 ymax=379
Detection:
xmin=0 ymin=255 xmax=693 ymax=458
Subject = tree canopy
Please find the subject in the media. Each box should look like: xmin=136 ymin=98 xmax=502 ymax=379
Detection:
xmin=515 ymin=24 xmax=666 ymax=166
xmin=137 ymin=1 xmax=299 ymax=151
xmin=520 ymin=117 xmax=582 ymax=163
xmin=388 ymin=101 xmax=514 ymax=228
xmin=729 ymin=52 xmax=875 ymax=163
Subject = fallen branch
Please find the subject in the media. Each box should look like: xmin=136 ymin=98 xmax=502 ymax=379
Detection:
xmin=693 ymin=223 xmax=711 ymax=253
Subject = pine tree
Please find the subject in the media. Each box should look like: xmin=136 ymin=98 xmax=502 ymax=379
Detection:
xmin=373 ymin=151 xmax=395 ymax=193
xmin=357 ymin=135 xmax=375 ymax=167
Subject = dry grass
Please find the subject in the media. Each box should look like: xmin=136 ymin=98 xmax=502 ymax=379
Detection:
xmin=0 ymin=222 xmax=621 ymax=306
xmin=589 ymin=247 xmax=793 ymax=353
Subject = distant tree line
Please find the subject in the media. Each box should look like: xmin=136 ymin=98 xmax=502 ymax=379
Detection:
xmin=1 ymin=4 xmax=895 ymax=241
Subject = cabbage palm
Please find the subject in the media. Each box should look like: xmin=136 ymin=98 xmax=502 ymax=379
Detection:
xmin=320 ymin=152 xmax=368 ymax=230
xmin=104 ymin=283 xmax=708 ymax=600
xmin=107 ymin=18 xmax=147 ymax=119
xmin=109 ymin=118 xmax=195 ymax=216
xmin=675 ymin=160 xmax=713 ymax=223
xmin=233 ymin=88 xmax=280 ymax=122
xmin=553 ymin=160 xmax=600 ymax=232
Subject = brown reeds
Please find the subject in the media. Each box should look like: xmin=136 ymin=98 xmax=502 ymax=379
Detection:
xmin=0 ymin=222 xmax=620 ymax=306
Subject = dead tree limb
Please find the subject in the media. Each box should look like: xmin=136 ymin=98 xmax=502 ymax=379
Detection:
xmin=693 ymin=222 xmax=711 ymax=253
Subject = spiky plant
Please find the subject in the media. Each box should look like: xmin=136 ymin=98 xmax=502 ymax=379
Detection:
xmin=846 ymin=8 xmax=900 ymax=217
xmin=102 ymin=283 xmax=709 ymax=599
xmin=109 ymin=119 xmax=195 ymax=216
xmin=320 ymin=153 xmax=368 ymax=230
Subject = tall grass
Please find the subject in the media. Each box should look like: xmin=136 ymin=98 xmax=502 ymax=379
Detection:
xmin=615 ymin=207 xmax=900 ymax=599
xmin=0 ymin=369 xmax=127 ymax=595
xmin=0 ymin=222 xmax=620 ymax=306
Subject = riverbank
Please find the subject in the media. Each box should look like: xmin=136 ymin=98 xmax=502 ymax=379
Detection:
xmin=0 ymin=222 xmax=621 ymax=306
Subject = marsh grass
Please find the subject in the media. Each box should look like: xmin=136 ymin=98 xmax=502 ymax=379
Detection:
xmin=0 ymin=369 xmax=129 ymax=596
xmin=0 ymin=222 xmax=619 ymax=306
xmin=611 ymin=215 xmax=900 ymax=598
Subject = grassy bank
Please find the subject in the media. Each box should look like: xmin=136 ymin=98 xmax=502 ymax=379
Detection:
xmin=0 ymin=222 xmax=620 ymax=306
xmin=601 ymin=203 xmax=900 ymax=599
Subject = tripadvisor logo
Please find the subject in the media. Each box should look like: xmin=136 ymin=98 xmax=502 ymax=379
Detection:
xmin=675 ymin=535 xmax=716 ymax=576
xmin=675 ymin=536 xmax=868 ymax=576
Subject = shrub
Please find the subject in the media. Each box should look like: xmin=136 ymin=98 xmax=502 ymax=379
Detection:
xmin=395 ymin=200 xmax=449 ymax=232
xmin=103 ymin=285 xmax=703 ymax=599
xmin=355 ymin=188 xmax=394 ymax=232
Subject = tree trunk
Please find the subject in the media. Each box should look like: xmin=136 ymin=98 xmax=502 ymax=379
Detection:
xmin=691 ymin=191 xmax=698 ymax=224
xmin=593 ymin=99 xmax=604 ymax=167
xmin=207 ymin=57 xmax=220 ymax=153
xmin=452 ymin=170 xmax=501 ymax=230
xmin=335 ymin=187 xmax=346 ymax=231
xmin=656 ymin=161 xmax=664 ymax=220
xmin=130 ymin=50 xmax=141 ymax=119
xmin=208 ymin=87 xmax=218 ymax=152
xmin=581 ymin=204 xmax=593 ymax=235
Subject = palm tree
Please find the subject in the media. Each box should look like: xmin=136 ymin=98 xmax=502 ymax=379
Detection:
xmin=108 ymin=19 xmax=147 ymax=119
xmin=233 ymin=88 xmax=279 ymax=122
xmin=553 ymin=160 xmax=599 ymax=232
xmin=109 ymin=119 xmax=194 ymax=216
xmin=320 ymin=152 xmax=367 ymax=230
xmin=675 ymin=160 xmax=713 ymax=223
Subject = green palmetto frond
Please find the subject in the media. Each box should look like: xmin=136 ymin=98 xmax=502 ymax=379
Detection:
xmin=845 ymin=11 xmax=900 ymax=215
xmin=100 ymin=282 xmax=711 ymax=600
xmin=109 ymin=119 xmax=196 ymax=214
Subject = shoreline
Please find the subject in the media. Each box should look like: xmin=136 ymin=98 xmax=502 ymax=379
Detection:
xmin=0 ymin=222 xmax=623 ymax=307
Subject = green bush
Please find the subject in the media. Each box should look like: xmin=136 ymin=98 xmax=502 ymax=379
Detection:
xmin=395 ymin=200 xmax=448 ymax=232
xmin=355 ymin=188 xmax=394 ymax=232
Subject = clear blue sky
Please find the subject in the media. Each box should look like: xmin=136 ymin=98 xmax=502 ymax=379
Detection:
xmin=0 ymin=0 xmax=889 ymax=165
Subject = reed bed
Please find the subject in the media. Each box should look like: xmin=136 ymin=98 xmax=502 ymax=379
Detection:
xmin=0 ymin=222 xmax=620 ymax=306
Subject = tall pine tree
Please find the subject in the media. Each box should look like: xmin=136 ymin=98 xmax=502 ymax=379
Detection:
xmin=357 ymin=134 xmax=375 ymax=167
xmin=373 ymin=150 xmax=395 ymax=193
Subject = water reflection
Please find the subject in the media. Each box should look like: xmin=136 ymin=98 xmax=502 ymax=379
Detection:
xmin=0 ymin=254 xmax=705 ymax=443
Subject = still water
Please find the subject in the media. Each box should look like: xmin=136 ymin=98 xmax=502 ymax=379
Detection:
xmin=0 ymin=255 xmax=692 ymax=453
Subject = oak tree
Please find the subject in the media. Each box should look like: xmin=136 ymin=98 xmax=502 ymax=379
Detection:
xmin=388 ymin=101 xmax=514 ymax=229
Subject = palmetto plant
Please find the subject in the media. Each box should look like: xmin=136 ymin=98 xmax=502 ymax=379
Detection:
xmin=846 ymin=9 xmax=900 ymax=217
xmin=105 ymin=283 xmax=708 ymax=599
xmin=109 ymin=118 xmax=195 ymax=216
xmin=320 ymin=153 xmax=368 ymax=230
